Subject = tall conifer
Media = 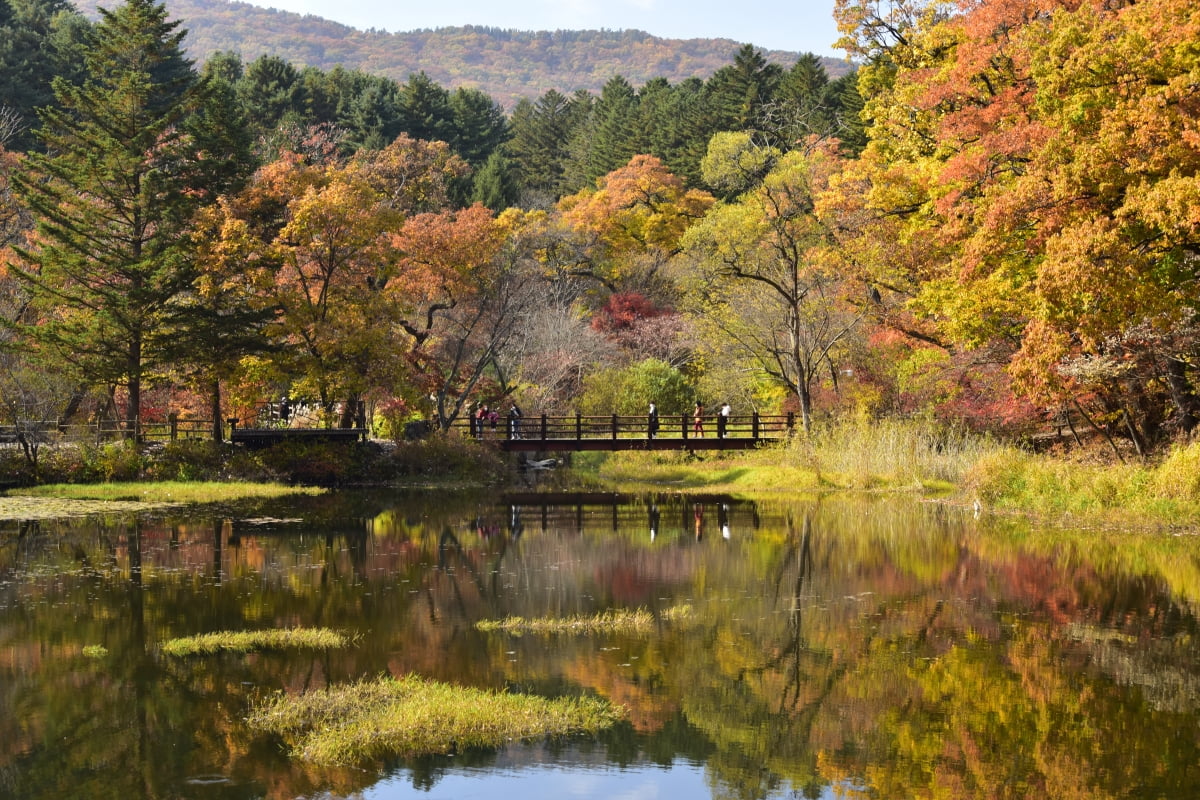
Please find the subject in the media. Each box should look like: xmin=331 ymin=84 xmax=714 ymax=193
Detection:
xmin=12 ymin=0 xmax=202 ymax=437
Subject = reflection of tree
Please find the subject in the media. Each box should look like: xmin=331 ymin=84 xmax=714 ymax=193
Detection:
xmin=4 ymin=495 xmax=1200 ymax=799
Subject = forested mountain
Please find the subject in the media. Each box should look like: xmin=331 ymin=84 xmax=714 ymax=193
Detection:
xmin=151 ymin=0 xmax=851 ymax=107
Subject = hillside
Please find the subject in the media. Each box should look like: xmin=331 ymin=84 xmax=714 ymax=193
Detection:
xmin=155 ymin=0 xmax=852 ymax=107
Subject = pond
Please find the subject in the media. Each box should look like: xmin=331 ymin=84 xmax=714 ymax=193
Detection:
xmin=1 ymin=488 xmax=1199 ymax=799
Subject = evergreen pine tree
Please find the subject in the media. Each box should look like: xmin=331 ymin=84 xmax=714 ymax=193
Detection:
xmin=449 ymin=86 xmax=509 ymax=167
xmin=705 ymin=44 xmax=784 ymax=133
xmin=236 ymin=54 xmax=308 ymax=136
xmin=12 ymin=0 xmax=205 ymax=437
xmin=585 ymin=75 xmax=639 ymax=183
xmin=506 ymin=89 xmax=585 ymax=204
xmin=398 ymin=71 xmax=453 ymax=144
xmin=470 ymin=150 xmax=519 ymax=212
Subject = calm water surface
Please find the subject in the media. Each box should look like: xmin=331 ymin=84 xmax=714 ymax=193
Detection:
xmin=1 ymin=489 xmax=1199 ymax=799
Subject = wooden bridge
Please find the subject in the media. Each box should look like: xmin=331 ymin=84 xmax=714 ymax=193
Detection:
xmin=461 ymin=412 xmax=795 ymax=452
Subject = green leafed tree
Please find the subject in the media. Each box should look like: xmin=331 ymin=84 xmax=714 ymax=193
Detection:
xmin=11 ymin=0 xmax=205 ymax=438
xmin=683 ymin=140 xmax=860 ymax=433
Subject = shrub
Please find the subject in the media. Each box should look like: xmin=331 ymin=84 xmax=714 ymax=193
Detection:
xmin=144 ymin=440 xmax=228 ymax=482
xmin=251 ymin=440 xmax=361 ymax=486
xmin=385 ymin=434 xmax=508 ymax=482
xmin=80 ymin=441 xmax=145 ymax=482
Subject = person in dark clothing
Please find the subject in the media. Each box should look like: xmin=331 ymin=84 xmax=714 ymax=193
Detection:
xmin=648 ymin=402 xmax=660 ymax=439
xmin=717 ymin=402 xmax=730 ymax=438
xmin=508 ymin=404 xmax=522 ymax=438
xmin=474 ymin=404 xmax=488 ymax=439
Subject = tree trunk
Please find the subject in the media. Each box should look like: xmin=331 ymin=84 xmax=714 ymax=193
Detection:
xmin=339 ymin=394 xmax=359 ymax=428
xmin=798 ymin=384 xmax=813 ymax=434
xmin=1165 ymin=356 xmax=1199 ymax=435
xmin=57 ymin=385 xmax=87 ymax=432
xmin=209 ymin=378 xmax=223 ymax=442
xmin=126 ymin=336 xmax=142 ymax=442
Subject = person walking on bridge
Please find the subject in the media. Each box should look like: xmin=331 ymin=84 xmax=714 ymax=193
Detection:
xmin=693 ymin=401 xmax=705 ymax=437
xmin=717 ymin=402 xmax=731 ymax=438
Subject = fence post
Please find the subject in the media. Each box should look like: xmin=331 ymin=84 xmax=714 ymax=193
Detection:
xmin=682 ymin=413 xmax=688 ymax=440
xmin=169 ymin=412 xmax=178 ymax=441
xmin=612 ymin=414 xmax=619 ymax=440
xmin=576 ymin=413 xmax=582 ymax=441
xmin=541 ymin=413 xmax=548 ymax=441
xmin=752 ymin=412 xmax=760 ymax=439
xmin=787 ymin=412 xmax=795 ymax=433
xmin=227 ymin=418 xmax=238 ymax=441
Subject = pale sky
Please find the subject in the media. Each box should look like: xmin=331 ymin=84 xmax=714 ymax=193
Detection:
xmin=241 ymin=0 xmax=846 ymax=57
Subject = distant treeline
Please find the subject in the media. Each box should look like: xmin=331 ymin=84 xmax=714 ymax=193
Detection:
xmin=1 ymin=0 xmax=863 ymax=206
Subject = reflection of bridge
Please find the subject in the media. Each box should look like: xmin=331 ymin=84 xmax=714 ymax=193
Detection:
xmin=497 ymin=492 xmax=761 ymax=541
xmin=462 ymin=413 xmax=795 ymax=452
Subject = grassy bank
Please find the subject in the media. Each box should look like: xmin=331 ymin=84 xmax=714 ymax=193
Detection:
xmin=966 ymin=441 xmax=1200 ymax=526
xmin=594 ymin=418 xmax=989 ymax=494
xmin=589 ymin=419 xmax=1200 ymax=530
xmin=11 ymin=480 xmax=323 ymax=503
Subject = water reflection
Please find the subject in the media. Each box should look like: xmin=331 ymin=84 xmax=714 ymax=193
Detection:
xmin=1 ymin=491 xmax=1199 ymax=799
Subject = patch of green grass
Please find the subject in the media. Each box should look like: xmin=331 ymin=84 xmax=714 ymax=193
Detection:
xmin=247 ymin=674 xmax=622 ymax=764
xmin=476 ymin=605 xmax=692 ymax=635
xmin=161 ymin=627 xmax=348 ymax=657
xmin=10 ymin=480 xmax=324 ymax=503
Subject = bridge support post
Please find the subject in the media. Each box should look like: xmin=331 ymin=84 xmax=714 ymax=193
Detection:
xmin=752 ymin=412 xmax=760 ymax=439
xmin=576 ymin=413 xmax=582 ymax=441
xmin=612 ymin=414 xmax=618 ymax=441
xmin=541 ymin=413 xmax=548 ymax=441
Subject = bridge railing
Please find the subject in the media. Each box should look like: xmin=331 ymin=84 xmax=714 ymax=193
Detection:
xmin=0 ymin=415 xmax=218 ymax=445
xmin=452 ymin=412 xmax=795 ymax=442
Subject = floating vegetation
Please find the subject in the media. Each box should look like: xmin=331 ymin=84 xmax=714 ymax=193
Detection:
xmin=475 ymin=605 xmax=692 ymax=635
xmin=247 ymin=674 xmax=622 ymax=764
xmin=161 ymin=627 xmax=348 ymax=657
xmin=0 ymin=496 xmax=179 ymax=520
xmin=1 ymin=481 xmax=324 ymax=521
xmin=82 ymin=645 xmax=108 ymax=659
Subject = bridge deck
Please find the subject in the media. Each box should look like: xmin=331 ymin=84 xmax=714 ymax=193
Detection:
xmin=463 ymin=412 xmax=794 ymax=452
xmin=501 ymin=436 xmax=769 ymax=452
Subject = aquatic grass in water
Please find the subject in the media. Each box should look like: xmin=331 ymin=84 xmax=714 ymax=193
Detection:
xmin=161 ymin=627 xmax=348 ymax=656
xmin=0 ymin=495 xmax=182 ymax=520
xmin=476 ymin=605 xmax=692 ymax=635
xmin=11 ymin=480 xmax=324 ymax=503
xmin=247 ymin=674 xmax=622 ymax=764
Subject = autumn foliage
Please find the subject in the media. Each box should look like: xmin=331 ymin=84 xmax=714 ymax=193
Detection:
xmin=2 ymin=0 xmax=1198 ymax=454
